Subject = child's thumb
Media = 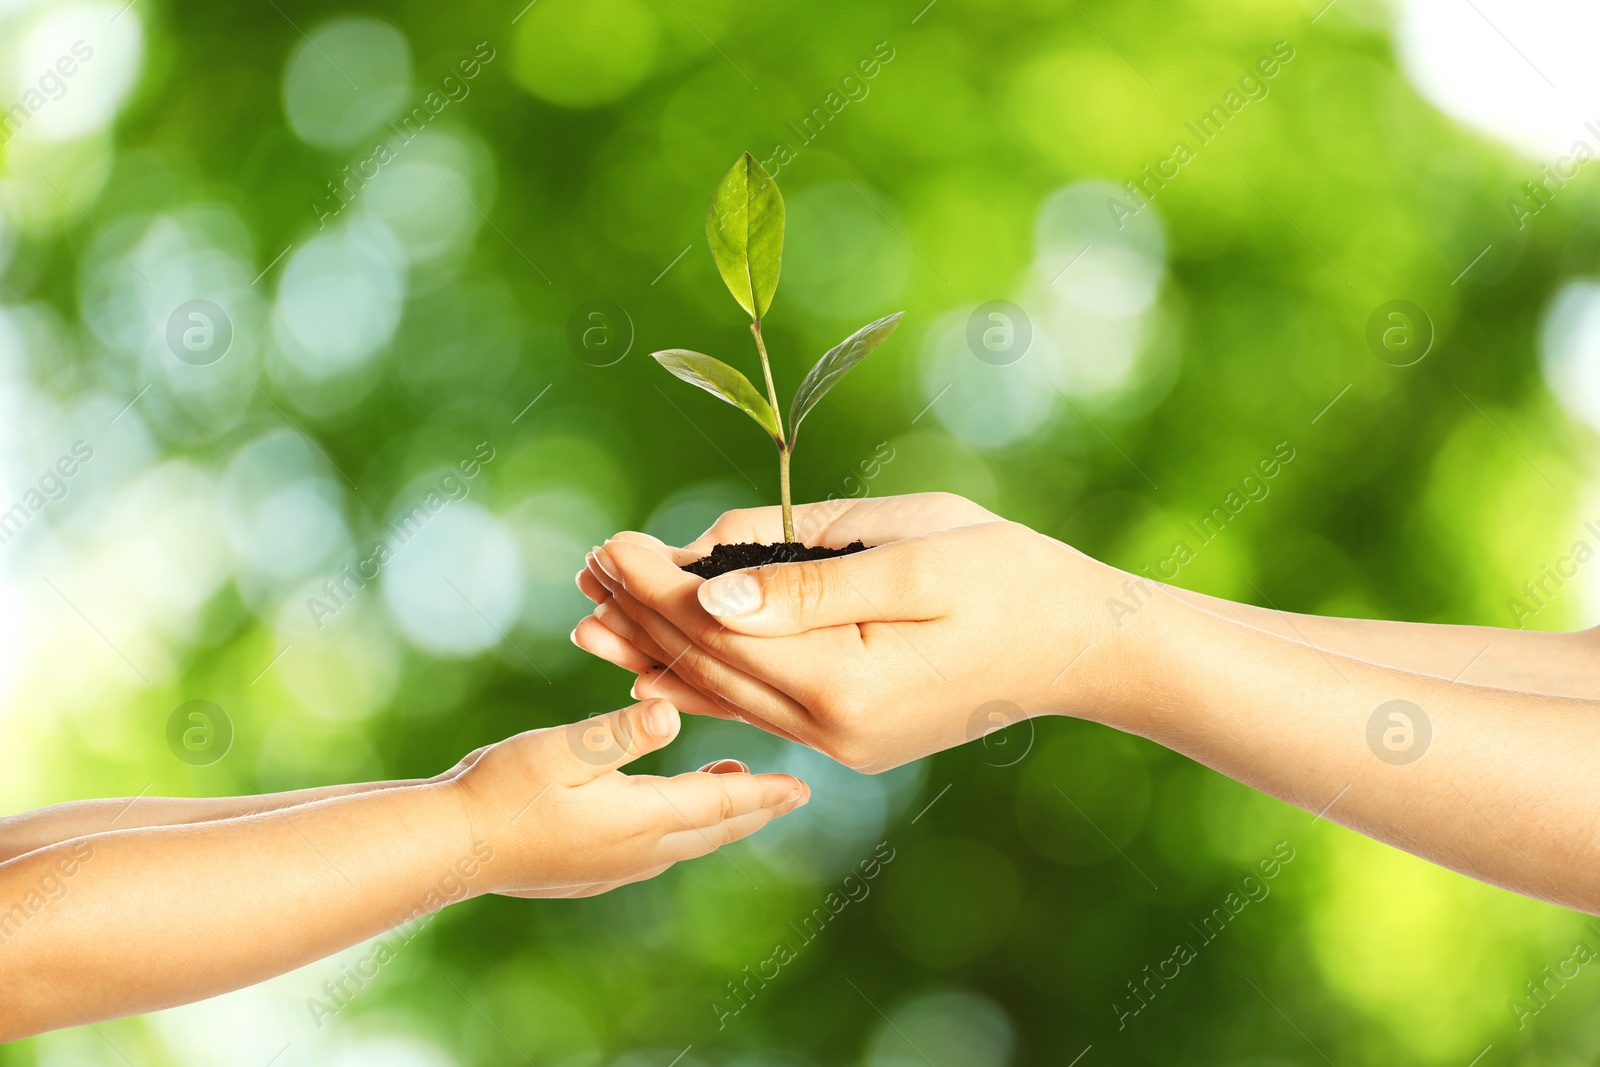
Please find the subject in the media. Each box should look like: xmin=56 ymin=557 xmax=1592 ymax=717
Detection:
xmin=560 ymin=700 xmax=680 ymax=778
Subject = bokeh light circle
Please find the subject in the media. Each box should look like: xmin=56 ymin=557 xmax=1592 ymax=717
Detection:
xmin=165 ymin=298 xmax=234 ymax=366
xmin=282 ymin=17 xmax=413 ymax=149
xmin=919 ymin=307 xmax=1058 ymax=450
xmin=273 ymin=219 xmax=407 ymax=378
xmin=11 ymin=3 xmax=144 ymax=143
xmin=1540 ymin=280 xmax=1600 ymax=434
xmin=381 ymin=500 xmax=523 ymax=657
xmin=511 ymin=0 xmax=659 ymax=108
xmin=166 ymin=699 xmax=233 ymax=766
xmin=1034 ymin=180 xmax=1165 ymax=317
xmin=782 ymin=184 xmax=912 ymax=322
xmin=865 ymin=990 xmax=1015 ymax=1067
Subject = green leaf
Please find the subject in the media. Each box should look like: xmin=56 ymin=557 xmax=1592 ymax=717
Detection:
xmin=652 ymin=349 xmax=781 ymax=441
xmin=705 ymin=152 xmax=784 ymax=320
xmin=787 ymin=312 xmax=904 ymax=446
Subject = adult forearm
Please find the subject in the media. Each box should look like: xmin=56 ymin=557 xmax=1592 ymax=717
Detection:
xmin=0 ymin=781 xmax=477 ymax=1039
xmin=1089 ymin=595 xmax=1600 ymax=912
xmin=0 ymin=779 xmax=431 ymax=864
xmin=1155 ymin=584 xmax=1600 ymax=699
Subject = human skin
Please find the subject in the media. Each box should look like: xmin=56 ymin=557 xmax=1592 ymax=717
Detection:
xmin=0 ymin=748 xmax=759 ymax=867
xmin=0 ymin=758 xmax=492 ymax=866
xmin=0 ymin=700 xmax=807 ymax=1040
xmin=572 ymin=493 xmax=1600 ymax=915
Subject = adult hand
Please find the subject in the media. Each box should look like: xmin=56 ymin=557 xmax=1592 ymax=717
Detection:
xmin=576 ymin=492 xmax=997 ymax=595
xmin=679 ymin=492 xmax=998 ymax=558
xmin=572 ymin=493 xmax=997 ymax=685
xmin=574 ymin=502 xmax=1139 ymax=772
xmin=452 ymin=700 xmax=809 ymax=897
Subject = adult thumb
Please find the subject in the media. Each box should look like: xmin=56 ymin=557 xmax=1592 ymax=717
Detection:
xmin=695 ymin=541 xmax=930 ymax=636
xmin=560 ymin=700 xmax=680 ymax=778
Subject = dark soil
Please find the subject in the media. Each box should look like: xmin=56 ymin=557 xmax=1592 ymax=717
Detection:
xmin=682 ymin=540 xmax=870 ymax=579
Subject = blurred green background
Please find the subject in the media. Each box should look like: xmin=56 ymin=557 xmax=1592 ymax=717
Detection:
xmin=2 ymin=0 xmax=1599 ymax=1063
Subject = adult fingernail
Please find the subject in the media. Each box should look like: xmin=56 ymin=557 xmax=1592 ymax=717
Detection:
xmin=784 ymin=787 xmax=804 ymax=806
xmin=592 ymin=546 xmax=621 ymax=583
xmin=643 ymin=700 xmax=678 ymax=737
xmin=700 ymin=571 xmax=762 ymax=618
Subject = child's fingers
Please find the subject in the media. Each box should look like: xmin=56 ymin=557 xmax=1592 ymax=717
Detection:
xmin=640 ymin=770 xmax=807 ymax=838
xmin=571 ymin=615 xmax=659 ymax=673
xmin=657 ymin=806 xmax=787 ymax=861
xmin=555 ymin=700 xmax=681 ymax=781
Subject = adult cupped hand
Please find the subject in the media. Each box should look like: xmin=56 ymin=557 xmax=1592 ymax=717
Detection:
xmin=572 ymin=494 xmax=1140 ymax=773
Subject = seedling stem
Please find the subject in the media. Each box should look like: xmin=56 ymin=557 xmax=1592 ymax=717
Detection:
xmin=649 ymin=152 xmax=903 ymax=552
xmin=751 ymin=319 xmax=795 ymax=541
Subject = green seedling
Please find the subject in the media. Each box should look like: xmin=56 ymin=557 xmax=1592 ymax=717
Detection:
xmin=652 ymin=152 xmax=904 ymax=542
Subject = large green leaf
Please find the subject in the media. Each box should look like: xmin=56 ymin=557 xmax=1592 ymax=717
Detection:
xmin=786 ymin=312 xmax=904 ymax=446
xmin=705 ymin=152 xmax=784 ymax=321
xmin=652 ymin=349 xmax=781 ymax=441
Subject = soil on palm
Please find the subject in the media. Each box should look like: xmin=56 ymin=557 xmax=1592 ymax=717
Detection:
xmin=682 ymin=540 xmax=870 ymax=579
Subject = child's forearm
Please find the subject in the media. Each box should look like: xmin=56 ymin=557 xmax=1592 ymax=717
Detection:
xmin=0 ymin=780 xmax=432 ymax=864
xmin=0 ymin=781 xmax=479 ymax=1040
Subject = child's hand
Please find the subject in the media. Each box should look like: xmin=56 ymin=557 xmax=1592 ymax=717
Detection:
xmin=0 ymin=700 xmax=798 ymax=1038
xmin=449 ymin=700 xmax=808 ymax=898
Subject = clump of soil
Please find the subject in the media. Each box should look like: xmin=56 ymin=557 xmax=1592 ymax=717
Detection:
xmin=682 ymin=540 xmax=870 ymax=580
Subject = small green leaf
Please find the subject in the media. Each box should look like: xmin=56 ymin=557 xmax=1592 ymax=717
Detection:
xmin=705 ymin=152 xmax=784 ymax=321
xmin=787 ymin=312 xmax=904 ymax=446
xmin=652 ymin=349 xmax=781 ymax=441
